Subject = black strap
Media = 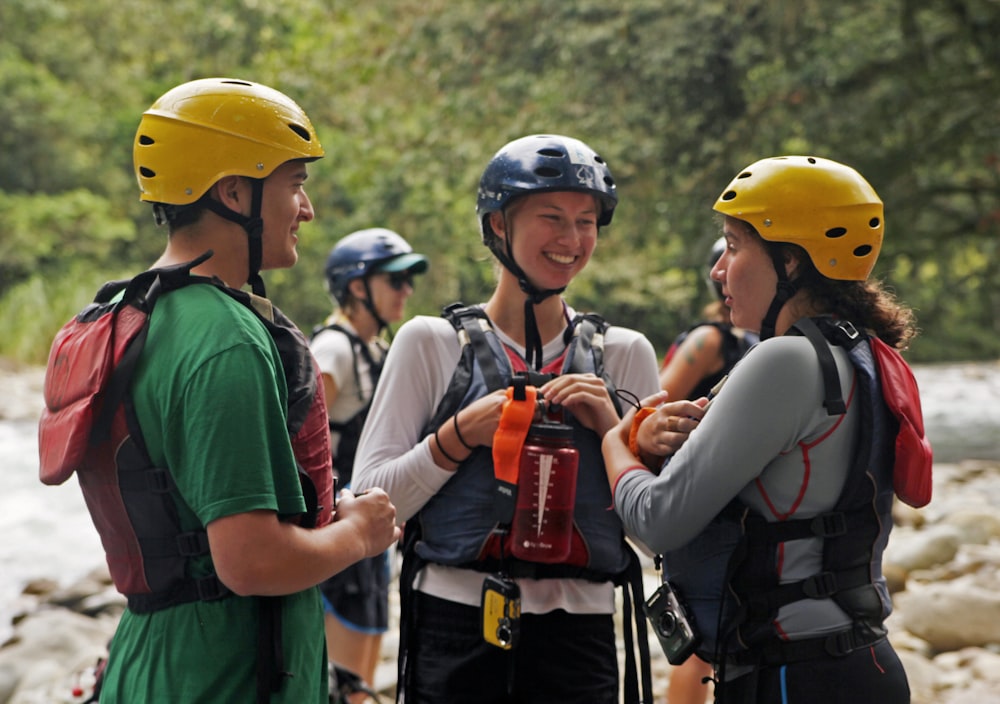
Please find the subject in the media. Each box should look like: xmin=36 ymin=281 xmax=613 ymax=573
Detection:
xmin=790 ymin=317 xmax=846 ymax=415
xmin=256 ymin=596 xmax=288 ymax=704
xmin=727 ymin=621 xmax=887 ymax=668
xmin=619 ymin=544 xmax=654 ymax=703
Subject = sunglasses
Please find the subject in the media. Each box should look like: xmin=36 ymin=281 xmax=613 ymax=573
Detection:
xmin=387 ymin=272 xmax=415 ymax=291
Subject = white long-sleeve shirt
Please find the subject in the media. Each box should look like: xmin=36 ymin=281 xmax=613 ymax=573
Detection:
xmin=353 ymin=307 xmax=659 ymax=614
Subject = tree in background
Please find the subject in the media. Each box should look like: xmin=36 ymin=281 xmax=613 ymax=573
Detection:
xmin=0 ymin=0 xmax=996 ymax=363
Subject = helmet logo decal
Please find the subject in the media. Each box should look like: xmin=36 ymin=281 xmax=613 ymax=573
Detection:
xmin=574 ymin=166 xmax=597 ymax=190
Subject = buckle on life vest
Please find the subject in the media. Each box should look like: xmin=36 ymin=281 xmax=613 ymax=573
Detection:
xmin=802 ymin=571 xmax=839 ymax=599
xmin=195 ymin=576 xmax=229 ymax=601
xmin=176 ymin=531 xmax=210 ymax=557
xmin=809 ymin=512 xmax=847 ymax=537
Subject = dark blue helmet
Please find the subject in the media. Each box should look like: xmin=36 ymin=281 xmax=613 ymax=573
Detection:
xmin=476 ymin=134 xmax=617 ymax=246
xmin=324 ymin=228 xmax=428 ymax=304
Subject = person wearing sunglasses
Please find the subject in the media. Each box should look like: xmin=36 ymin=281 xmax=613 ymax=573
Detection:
xmin=310 ymin=227 xmax=428 ymax=701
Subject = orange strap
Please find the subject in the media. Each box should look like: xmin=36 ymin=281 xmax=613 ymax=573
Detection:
xmin=492 ymin=379 xmax=538 ymax=486
xmin=628 ymin=407 xmax=656 ymax=457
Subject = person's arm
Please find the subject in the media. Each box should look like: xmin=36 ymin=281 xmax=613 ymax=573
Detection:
xmin=658 ymin=324 xmax=724 ymax=399
xmin=208 ymin=488 xmax=400 ymax=596
xmin=162 ymin=336 xmax=400 ymax=598
xmin=610 ymin=337 xmax=829 ymax=553
xmin=351 ymin=316 xmax=469 ymax=521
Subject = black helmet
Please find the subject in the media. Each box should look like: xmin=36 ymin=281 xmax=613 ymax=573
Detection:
xmin=476 ymin=134 xmax=617 ymax=247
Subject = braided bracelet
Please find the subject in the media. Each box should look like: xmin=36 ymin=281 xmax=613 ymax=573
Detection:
xmin=453 ymin=412 xmax=475 ymax=451
xmin=434 ymin=425 xmax=463 ymax=465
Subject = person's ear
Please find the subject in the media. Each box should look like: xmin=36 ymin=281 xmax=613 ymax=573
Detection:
xmin=213 ymin=175 xmax=246 ymax=213
xmin=784 ymin=249 xmax=802 ymax=279
xmin=489 ymin=210 xmax=507 ymax=239
xmin=348 ymin=277 xmax=369 ymax=301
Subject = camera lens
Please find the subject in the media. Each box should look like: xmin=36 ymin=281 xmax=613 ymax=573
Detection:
xmin=657 ymin=611 xmax=677 ymax=637
xmin=497 ymin=622 xmax=512 ymax=646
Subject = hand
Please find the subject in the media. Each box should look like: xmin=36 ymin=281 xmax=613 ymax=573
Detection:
xmin=332 ymin=488 xmax=402 ymax=559
xmin=454 ymin=388 xmax=509 ymax=448
xmin=541 ymin=373 xmax=619 ymax=435
xmin=636 ymin=398 xmax=707 ymax=458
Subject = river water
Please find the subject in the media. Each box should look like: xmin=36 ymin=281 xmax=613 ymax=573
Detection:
xmin=1 ymin=361 xmax=998 ymax=642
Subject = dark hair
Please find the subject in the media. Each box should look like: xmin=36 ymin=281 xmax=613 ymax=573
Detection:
xmin=768 ymin=240 xmax=918 ymax=350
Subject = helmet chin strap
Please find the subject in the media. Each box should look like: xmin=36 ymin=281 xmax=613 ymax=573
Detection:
xmin=759 ymin=246 xmax=800 ymax=340
xmin=201 ymin=179 xmax=266 ymax=297
xmin=489 ymin=219 xmax=564 ymax=371
xmin=359 ymin=279 xmax=391 ymax=337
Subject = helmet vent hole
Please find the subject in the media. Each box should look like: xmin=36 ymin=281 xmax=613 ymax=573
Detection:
xmin=825 ymin=227 xmax=847 ymax=239
xmin=594 ymin=155 xmax=606 ymax=165
xmin=603 ymin=176 xmax=615 ymax=187
xmin=138 ymin=135 xmax=155 ymax=146
xmin=736 ymin=171 xmax=752 ymax=180
xmin=854 ymin=244 xmax=873 ymax=257
xmin=139 ymin=167 xmax=156 ymax=178
xmin=537 ymin=148 xmax=564 ymax=159
xmin=288 ymin=123 xmax=312 ymax=142
xmin=869 ymin=217 xmax=881 ymax=229
xmin=534 ymin=166 xmax=562 ymax=179
xmin=721 ymin=190 xmax=737 ymax=201
xmin=807 ymin=157 xmax=817 ymax=164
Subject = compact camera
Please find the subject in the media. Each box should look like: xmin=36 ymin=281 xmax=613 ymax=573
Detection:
xmin=481 ymin=574 xmax=521 ymax=650
xmin=643 ymin=581 xmax=700 ymax=665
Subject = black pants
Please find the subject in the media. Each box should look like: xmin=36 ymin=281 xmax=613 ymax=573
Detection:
xmin=404 ymin=591 xmax=619 ymax=704
xmin=720 ymin=639 xmax=910 ymax=704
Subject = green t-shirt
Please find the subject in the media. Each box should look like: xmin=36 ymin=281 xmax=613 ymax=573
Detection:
xmin=98 ymin=283 xmax=328 ymax=703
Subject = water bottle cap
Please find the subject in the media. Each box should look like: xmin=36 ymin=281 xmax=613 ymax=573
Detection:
xmin=527 ymin=421 xmax=574 ymax=441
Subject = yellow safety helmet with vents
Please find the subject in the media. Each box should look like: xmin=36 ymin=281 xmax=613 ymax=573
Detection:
xmin=713 ymin=156 xmax=883 ymax=281
xmin=133 ymin=77 xmax=324 ymax=205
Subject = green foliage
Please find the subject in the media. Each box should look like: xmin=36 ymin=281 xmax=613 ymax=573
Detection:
xmin=1 ymin=0 xmax=998 ymax=364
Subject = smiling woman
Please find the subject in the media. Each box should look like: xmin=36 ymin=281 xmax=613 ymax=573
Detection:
xmin=349 ymin=134 xmax=662 ymax=704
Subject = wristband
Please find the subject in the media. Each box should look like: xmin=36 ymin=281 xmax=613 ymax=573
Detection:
xmin=454 ymin=412 xmax=475 ymax=451
xmin=628 ymin=407 xmax=657 ymax=457
xmin=434 ymin=426 xmax=463 ymax=465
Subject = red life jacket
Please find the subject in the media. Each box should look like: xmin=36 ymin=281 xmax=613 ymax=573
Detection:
xmin=39 ymin=252 xmax=333 ymax=609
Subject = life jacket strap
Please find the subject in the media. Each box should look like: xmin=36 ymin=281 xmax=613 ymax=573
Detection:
xmin=491 ymin=377 xmax=537 ymax=524
xmin=726 ymin=620 xmax=887 ymax=667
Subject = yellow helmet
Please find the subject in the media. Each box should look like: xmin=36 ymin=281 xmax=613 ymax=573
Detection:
xmin=133 ymin=78 xmax=324 ymax=205
xmin=713 ymin=156 xmax=883 ymax=280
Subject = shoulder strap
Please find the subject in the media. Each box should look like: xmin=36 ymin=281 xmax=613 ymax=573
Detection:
xmin=90 ymin=252 xmax=215 ymax=446
xmin=445 ymin=302 xmax=506 ymax=391
xmin=563 ymin=312 xmax=622 ymax=417
xmin=788 ymin=317 xmax=848 ymax=416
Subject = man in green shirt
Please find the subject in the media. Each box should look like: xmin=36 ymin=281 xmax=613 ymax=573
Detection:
xmin=95 ymin=78 xmax=401 ymax=703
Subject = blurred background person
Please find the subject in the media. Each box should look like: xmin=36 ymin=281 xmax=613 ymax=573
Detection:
xmin=311 ymin=228 xmax=428 ymax=701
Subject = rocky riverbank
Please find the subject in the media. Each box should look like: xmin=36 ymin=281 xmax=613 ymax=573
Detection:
xmin=4 ymin=363 xmax=1000 ymax=703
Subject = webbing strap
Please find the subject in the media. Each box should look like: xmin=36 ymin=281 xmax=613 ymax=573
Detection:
xmin=491 ymin=377 xmax=536 ymax=524
xmin=620 ymin=544 xmax=654 ymax=703
xmin=790 ymin=317 xmax=846 ymax=415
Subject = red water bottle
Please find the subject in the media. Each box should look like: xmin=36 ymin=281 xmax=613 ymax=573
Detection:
xmin=510 ymin=422 xmax=579 ymax=563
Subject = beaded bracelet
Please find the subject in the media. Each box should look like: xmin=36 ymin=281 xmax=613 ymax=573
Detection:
xmin=453 ymin=412 xmax=475 ymax=451
xmin=434 ymin=425 xmax=463 ymax=465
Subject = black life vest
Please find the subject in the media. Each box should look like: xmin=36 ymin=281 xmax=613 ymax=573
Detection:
xmin=38 ymin=252 xmax=333 ymax=702
xmin=309 ymin=322 xmax=384 ymax=487
xmin=719 ymin=317 xmax=931 ymax=671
